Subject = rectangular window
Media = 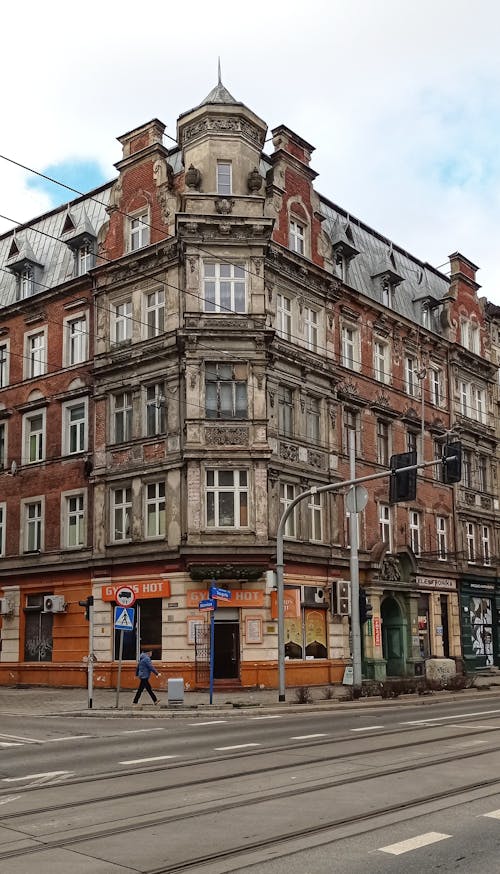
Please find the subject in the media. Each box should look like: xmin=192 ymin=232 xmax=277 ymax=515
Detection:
xmin=203 ymin=262 xmax=246 ymax=314
xmin=407 ymin=430 xmax=419 ymax=457
xmin=381 ymin=281 xmax=392 ymax=309
xmin=474 ymin=387 xmax=486 ymax=424
xmin=67 ymin=316 xmax=87 ymax=365
xmin=478 ymin=455 xmax=488 ymax=492
xmin=0 ymin=503 xmax=5 ymax=556
xmin=27 ymin=331 xmax=46 ymax=378
xmin=25 ymin=501 xmax=42 ymax=552
xmin=113 ymin=301 xmax=132 ymax=343
xmin=308 ymin=492 xmax=323 ymax=542
xmin=145 ymin=289 xmax=165 ymax=338
xmin=377 ymin=420 xmax=390 ymax=466
xmin=146 ymin=481 xmax=166 ymax=538
xmin=277 ymin=294 xmax=292 ymax=340
xmin=466 ymin=521 xmax=476 ymax=563
xmin=77 ymin=242 xmax=94 ymax=275
xmin=404 ymin=356 xmax=419 ymax=397
xmin=278 ymin=386 xmax=294 ymax=437
xmin=434 ymin=440 xmax=444 ymax=482
xmin=205 ymin=362 xmax=247 ymax=419
xmin=0 ymin=422 xmax=6 ymax=469
xmin=343 ymin=409 xmax=358 ymax=454
xmin=280 ymin=482 xmax=297 ymax=538
xmin=306 ymin=396 xmax=320 ymax=443
xmin=0 ymin=343 xmax=9 ymax=388
xmin=409 ymin=510 xmax=421 ymax=556
xmin=20 ymin=267 xmax=35 ymax=298
xmin=373 ymin=340 xmax=389 ymax=384
xmin=24 ymin=412 xmax=45 ymax=464
xmin=429 ymin=368 xmax=443 ymax=406
xmin=216 ymin=161 xmax=232 ymax=195
xmin=437 ymin=516 xmax=447 ymax=560
xmin=463 ymin=449 xmax=472 ymax=489
xmin=379 ymin=504 xmax=391 ymax=551
xmin=129 ymin=212 xmax=149 ymax=251
xmin=205 ymin=469 xmax=248 ymax=528
xmin=304 ymin=306 xmax=318 ymax=352
xmin=461 ymin=320 xmax=480 ymax=354
xmin=24 ymin=594 xmax=53 ymax=662
xmin=146 ymin=384 xmax=166 ymax=436
xmin=460 ymin=382 xmax=469 ymax=417
xmin=341 ymin=325 xmax=358 ymax=370
xmin=289 ymin=219 xmax=305 ymax=254
xmin=112 ymin=487 xmax=132 ymax=542
xmin=66 ymin=494 xmax=85 ymax=548
xmin=482 ymin=526 xmax=491 ymax=566
xmin=63 ymin=401 xmax=87 ymax=455
xmin=114 ymin=392 xmax=133 ymax=443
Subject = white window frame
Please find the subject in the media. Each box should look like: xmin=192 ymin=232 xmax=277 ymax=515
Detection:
xmin=205 ymin=469 xmax=249 ymax=529
xmin=113 ymin=300 xmax=133 ymax=344
xmin=22 ymin=497 xmax=44 ymax=553
xmin=111 ymin=486 xmax=132 ymax=543
xmin=341 ymin=324 xmax=359 ymax=371
xmin=216 ymin=161 xmax=232 ymax=195
xmin=203 ymin=262 xmax=246 ymax=314
xmin=460 ymin=381 xmax=469 ymax=417
xmin=461 ymin=319 xmax=480 ymax=354
xmin=466 ymin=521 xmax=476 ymax=563
xmin=308 ymin=492 xmax=323 ymax=542
xmin=24 ymin=328 xmax=47 ymax=379
xmin=289 ymin=219 xmax=305 ymax=255
xmin=404 ymin=355 xmax=419 ymax=397
xmin=482 ymin=525 xmax=491 ymax=566
xmin=145 ymin=481 xmax=166 ymax=539
xmin=429 ymin=367 xmax=443 ymax=407
xmin=113 ymin=391 xmax=133 ymax=443
xmin=129 ymin=210 xmax=150 ymax=252
xmin=373 ymin=339 xmax=389 ymax=384
xmin=278 ymin=385 xmax=294 ymax=437
xmin=62 ymin=490 xmax=86 ymax=549
xmin=0 ymin=502 xmax=5 ymax=556
xmin=144 ymin=288 xmax=165 ymax=339
xmin=277 ymin=294 xmax=292 ymax=340
xmin=377 ymin=419 xmax=390 ymax=466
xmin=22 ymin=409 xmax=46 ymax=465
xmin=63 ymin=311 xmax=88 ymax=366
xmin=409 ymin=510 xmax=421 ymax=556
xmin=19 ymin=266 xmax=35 ymax=298
xmin=343 ymin=409 xmax=359 ymax=455
xmin=473 ymin=386 xmax=487 ymax=424
xmin=145 ymin=383 xmax=166 ymax=436
xmin=304 ymin=306 xmax=318 ymax=352
xmin=62 ymin=398 xmax=88 ymax=455
xmin=306 ymin=396 xmax=320 ymax=443
xmin=477 ymin=454 xmax=488 ymax=492
xmin=280 ymin=482 xmax=298 ymax=539
xmin=381 ymin=280 xmax=392 ymax=309
xmin=76 ymin=241 xmax=94 ymax=275
xmin=0 ymin=340 xmax=9 ymax=388
xmin=379 ymin=504 xmax=392 ymax=552
xmin=437 ymin=516 xmax=447 ymax=561
xmin=0 ymin=421 xmax=6 ymax=470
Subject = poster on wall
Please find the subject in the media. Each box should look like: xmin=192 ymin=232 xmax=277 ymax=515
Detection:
xmin=305 ymin=610 xmax=327 ymax=659
xmin=245 ymin=617 xmax=263 ymax=644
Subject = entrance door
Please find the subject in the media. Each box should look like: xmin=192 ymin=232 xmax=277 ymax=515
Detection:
xmin=381 ymin=596 xmax=407 ymax=676
xmin=214 ymin=622 xmax=240 ymax=679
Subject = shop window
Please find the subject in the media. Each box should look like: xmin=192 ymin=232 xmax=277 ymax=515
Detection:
xmin=470 ymin=596 xmax=493 ymax=666
xmin=284 ymin=591 xmax=327 ymax=660
xmin=418 ymin=595 xmax=430 ymax=659
xmin=113 ymin=597 xmax=162 ymax=661
xmin=24 ymin=594 xmax=53 ymax=662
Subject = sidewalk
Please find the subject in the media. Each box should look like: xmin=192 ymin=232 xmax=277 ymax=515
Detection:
xmin=1 ymin=681 xmax=499 ymax=718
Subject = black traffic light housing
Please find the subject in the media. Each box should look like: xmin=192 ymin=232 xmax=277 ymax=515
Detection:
xmin=359 ymin=589 xmax=373 ymax=624
xmin=389 ymin=451 xmax=417 ymax=504
xmin=442 ymin=441 xmax=462 ymax=484
xmin=78 ymin=596 xmax=94 ymax=621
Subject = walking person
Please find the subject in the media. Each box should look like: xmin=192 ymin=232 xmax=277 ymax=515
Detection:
xmin=133 ymin=649 xmax=161 ymax=705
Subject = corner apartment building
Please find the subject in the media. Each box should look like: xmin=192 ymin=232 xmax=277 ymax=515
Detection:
xmin=0 ymin=77 xmax=497 ymax=689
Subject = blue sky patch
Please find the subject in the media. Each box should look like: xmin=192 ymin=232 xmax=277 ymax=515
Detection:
xmin=27 ymin=159 xmax=108 ymax=207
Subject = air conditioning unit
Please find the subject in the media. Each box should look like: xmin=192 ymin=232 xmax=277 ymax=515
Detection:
xmin=333 ymin=580 xmax=351 ymax=616
xmin=43 ymin=595 xmax=66 ymax=614
xmin=302 ymin=586 xmax=327 ymax=605
xmin=0 ymin=598 xmax=14 ymax=616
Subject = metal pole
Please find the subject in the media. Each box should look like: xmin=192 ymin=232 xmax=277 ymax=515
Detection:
xmin=349 ymin=431 xmax=362 ymax=695
xmin=88 ymin=597 xmax=94 ymax=710
xmin=209 ymin=605 xmax=216 ymax=705
xmin=115 ymin=629 xmax=124 ymax=709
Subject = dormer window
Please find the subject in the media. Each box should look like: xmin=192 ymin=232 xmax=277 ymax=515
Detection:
xmin=6 ymin=236 xmax=43 ymax=301
xmin=381 ymin=280 xmax=392 ymax=309
xmin=76 ymin=241 xmax=95 ymax=276
xmin=59 ymin=208 xmax=97 ymax=276
xmin=217 ymin=161 xmax=232 ymax=195
xmin=20 ymin=267 xmax=35 ymax=298
xmin=289 ymin=219 xmax=305 ymax=255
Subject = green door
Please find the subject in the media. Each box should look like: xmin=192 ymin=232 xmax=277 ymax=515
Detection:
xmin=382 ymin=597 xmax=406 ymax=676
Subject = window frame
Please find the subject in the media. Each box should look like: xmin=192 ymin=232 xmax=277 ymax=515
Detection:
xmin=22 ymin=409 xmax=46 ymax=465
xmin=203 ymin=262 xmax=246 ymax=314
xmin=289 ymin=219 xmax=305 ymax=255
xmin=0 ymin=340 xmax=10 ymax=388
xmin=409 ymin=509 xmax=421 ymax=556
xmin=404 ymin=355 xmax=419 ymax=397
xmin=76 ymin=241 xmax=95 ymax=275
xmin=144 ymin=288 xmax=165 ymax=339
xmin=216 ymin=161 xmax=232 ymax=195
xmin=205 ymin=469 xmax=249 ymax=529
xmin=276 ymin=293 xmax=292 ymax=341
xmin=482 ymin=525 xmax=491 ymax=566
xmin=303 ymin=306 xmax=318 ymax=352
xmin=0 ymin=421 xmax=6 ymax=470
xmin=341 ymin=324 xmax=359 ymax=371
xmin=145 ymin=480 xmax=166 ymax=539
xmin=129 ymin=210 xmax=150 ymax=252
xmin=306 ymin=396 xmax=321 ymax=443
xmin=0 ymin=502 xmax=5 ymax=556
xmin=62 ymin=398 xmax=88 ymax=455
xmin=24 ymin=328 xmax=47 ymax=380
xmin=111 ymin=486 xmax=132 ymax=543
xmin=280 ymin=482 xmax=298 ymax=539
xmin=278 ymin=385 xmax=294 ymax=437
xmin=63 ymin=311 xmax=88 ymax=366
xmin=436 ymin=516 xmax=447 ymax=561
xmin=373 ymin=339 xmax=390 ymax=384
xmin=308 ymin=491 xmax=323 ymax=542
xmin=145 ymin=383 xmax=166 ymax=437
xmin=62 ymin=490 xmax=86 ymax=549
xmin=21 ymin=497 xmax=44 ymax=553
xmin=113 ymin=391 xmax=133 ymax=444
xmin=466 ymin=521 xmax=476 ymax=563
xmin=379 ymin=503 xmax=392 ymax=552
xmin=377 ymin=419 xmax=390 ymax=467
xmin=112 ymin=299 xmax=133 ymax=344
xmin=205 ymin=362 xmax=248 ymax=421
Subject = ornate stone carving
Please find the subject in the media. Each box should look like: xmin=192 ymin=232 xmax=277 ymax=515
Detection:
xmin=373 ymin=391 xmax=390 ymax=408
xmin=205 ymin=426 xmax=248 ymax=445
xmin=280 ymin=441 xmax=299 ymax=462
xmin=267 ymin=468 xmax=280 ymax=485
xmin=268 ymin=391 xmax=275 ymax=408
xmin=308 ymin=449 xmax=326 ymax=469
xmin=185 ymin=164 xmax=202 ymax=189
xmin=218 ymin=222 xmax=232 ymax=234
xmin=247 ymin=167 xmax=263 ymax=193
xmin=381 ymin=556 xmax=401 ymax=581
xmin=188 ymin=257 xmax=197 ymax=274
xmin=215 ymin=197 xmax=235 ymax=215
xmin=464 ymin=491 xmax=475 ymax=505
xmin=481 ymin=495 xmax=492 ymax=510
xmin=251 ymin=257 xmax=262 ymax=276
xmin=338 ymin=377 xmax=359 ymax=397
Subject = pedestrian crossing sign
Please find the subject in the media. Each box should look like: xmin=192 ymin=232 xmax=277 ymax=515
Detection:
xmin=114 ymin=606 xmax=135 ymax=630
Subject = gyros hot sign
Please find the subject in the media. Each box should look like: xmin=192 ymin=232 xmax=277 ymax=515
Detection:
xmin=115 ymin=586 xmax=136 ymax=607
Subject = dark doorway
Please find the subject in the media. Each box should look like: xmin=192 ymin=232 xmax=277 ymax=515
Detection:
xmin=440 ymin=595 xmax=450 ymax=658
xmin=214 ymin=622 xmax=240 ymax=679
xmin=381 ymin=596 xmax=407 ymax=676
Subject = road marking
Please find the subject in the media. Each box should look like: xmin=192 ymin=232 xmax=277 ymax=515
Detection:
xmin=3 ymin=771 xmax=71 ymax=783
xmin=119 ymin=755 xmax=177 ymax=764
xmin=351 ymin=725 xmax=384 ymax=732
xmin=189 ymin=721 xmax=227 ymax=726
xmin=454 ymin=740 xmax=486 ymax=748
xmin=120 ymin=728 xmax=165 ymax=734
xmin=0 ymin=742 xmax=23 ymax=747
xmin=0 ymin=795 xmax=20 ymax=805
xmin=379 ymin=832 xmax=451 ymax=855
xmin=290 ymin=734 xmax=327 ymax=740
xmin=483 ymin=809 xmax=500 ymax=819
xmin=43 ymin=735 xmax=92 ymax=743
xmin=0 ymin=733 xmax=43 ymax=743
xmin=401 ymin=709 xmax=500 ymax=726
xmin=214 ymin=743 xmax=260 ymax=751
xmin=250 ymin=715 xmax=282 ymax=721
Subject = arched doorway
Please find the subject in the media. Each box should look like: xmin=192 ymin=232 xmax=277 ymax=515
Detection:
xmin=381 ymin=596 xmax=407 ymax=676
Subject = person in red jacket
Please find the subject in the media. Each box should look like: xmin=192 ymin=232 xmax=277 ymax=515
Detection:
xmin=133 ymin=650 xmax=161 ymax=705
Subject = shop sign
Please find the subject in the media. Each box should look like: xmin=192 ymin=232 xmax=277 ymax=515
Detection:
xmin=416 ymin=576 xmax=456 ymax=591
xmin=470 ymin=583 xmax=495 ymax=591
xmin=187 ymin=589 xmax=265 ymax=609
xmin=101 ymin=580 xmax=171 ymax=601
xmin=373 ymin=616 xmax=381 ymax=647
xmin=270 ymin=588 xmax=301 ymax=619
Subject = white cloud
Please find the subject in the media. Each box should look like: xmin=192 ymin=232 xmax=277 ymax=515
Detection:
xmin=2 ymin=0 xmax=500 ymax=298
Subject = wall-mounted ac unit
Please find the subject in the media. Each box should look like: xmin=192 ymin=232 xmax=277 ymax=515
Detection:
xmin=0 ymin=598 xmax=14 ymax=616
xmin=43 ymin=595 xmax=66 ymax=614
xmin=302 ymin=586 xmax=327 ymax=605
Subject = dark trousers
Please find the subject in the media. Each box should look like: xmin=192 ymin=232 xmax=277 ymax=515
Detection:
xmin=133 ymin=678 xmax=157 ymax=703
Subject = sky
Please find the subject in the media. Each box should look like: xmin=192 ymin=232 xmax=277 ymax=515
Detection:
xmin=2 ymin=0 xmax=500 ymax=301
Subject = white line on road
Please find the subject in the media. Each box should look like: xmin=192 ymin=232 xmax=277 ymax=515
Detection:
xmin=290 ymin=734 xmax=328 ymax=740
xmin=42 ymin=736 xmax=92 ymax=743
xmin=453 ymin=740 xmax=486 ymax=748
xmin=249 ymin=715 xmax=282 ymax=720
xmin=0 ymin=742 xmax=22 ymax=747
xmin=214 ymin=743 xmax=260 ymax=751
xmin=401 ymin=709 xmax=500 ymax=726
xmin=189 ymin=721 xmax=228 ymax=726
xmin=351 ymin=725 xmax=384 ymax=732
xmin=483 ymin=809 xmax=500 ymax=819
xmin=0 ymin=795 xmax=20 ymax=805
xmin=120 ymin=728 xmax=165 ymax=734
xmin=379 ymin=832 xmax=451 ymax=855
xmin=119 ymin=755 xmax=177 ymax=764
xmin=0 ymin=733 xmax=43 ymax=743
xmin=3 ymin=771 xmax=71 ymax=783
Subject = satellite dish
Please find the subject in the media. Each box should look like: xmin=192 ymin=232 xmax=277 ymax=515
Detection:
xmin=10 ymin=460 xmax=17 ymax=476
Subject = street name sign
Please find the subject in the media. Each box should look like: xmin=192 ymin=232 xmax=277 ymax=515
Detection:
xmin=209 ymin=586 xmax=231 ymax=601
xmin=199 ymin=599 xmax=216 ymax=611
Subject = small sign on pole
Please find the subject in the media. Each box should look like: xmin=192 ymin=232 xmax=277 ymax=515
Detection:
xmin=114 ymin=606 xmax=135 ymax=709
xmin=209 ymin=586 xmax=232 ymax=601
xmin=199 ymin=598 xmax=216 ymax=612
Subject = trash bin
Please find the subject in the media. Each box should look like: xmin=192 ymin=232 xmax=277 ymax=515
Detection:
xmin=167 ymin=678 xmax=184 ymax=705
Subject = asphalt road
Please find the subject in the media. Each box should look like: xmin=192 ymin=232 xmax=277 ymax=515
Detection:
xmin=1 ymin=695 xmax=500 ymax=872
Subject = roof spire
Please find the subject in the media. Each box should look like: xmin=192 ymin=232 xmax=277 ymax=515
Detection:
xmin=218 ymin=57 xmax=222 ymax=85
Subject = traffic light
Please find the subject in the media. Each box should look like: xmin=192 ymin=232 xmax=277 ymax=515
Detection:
xmin=78 ymin=596 xmax=94 ymax=621
xmin=359 ymin=589 xmax=373 ymax=624
xmin=389 ymin=451 xmax=417 ymax=504
xmin=442 ymin=442 xmax=462 ymax=484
